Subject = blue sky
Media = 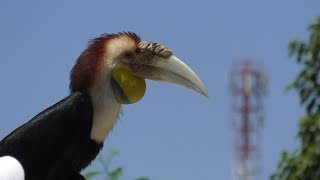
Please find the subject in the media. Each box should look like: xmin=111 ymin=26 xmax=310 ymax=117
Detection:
xmin=0 ymin=1 xmax=319 ymax=179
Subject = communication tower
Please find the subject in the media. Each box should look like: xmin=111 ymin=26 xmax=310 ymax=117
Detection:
xmin=229 ymin=60 xmax=267 ymax=180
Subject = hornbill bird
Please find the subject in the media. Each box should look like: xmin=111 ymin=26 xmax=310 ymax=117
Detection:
xmin=0 ymin=32 xmax=208 ymax=180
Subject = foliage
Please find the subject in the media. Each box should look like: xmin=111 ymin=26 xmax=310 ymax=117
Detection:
xmin=271 ymin=17 xmax=320 ymax=180
xmin=84 ymin=150 xmax=150 ymax=180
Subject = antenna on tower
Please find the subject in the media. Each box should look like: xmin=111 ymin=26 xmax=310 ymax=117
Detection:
xmin=229 ymin=60 xmax=268 ymax=180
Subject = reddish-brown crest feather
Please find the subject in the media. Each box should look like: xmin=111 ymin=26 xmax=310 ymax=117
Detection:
xmin=69 ymin=32 xmax=140 ymax=93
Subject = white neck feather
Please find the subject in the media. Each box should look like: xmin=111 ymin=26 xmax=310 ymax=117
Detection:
xmin=89 ymin=35 xmax=137 ymax=143
xmin=90 ymin=75 xmax=122 ymax=143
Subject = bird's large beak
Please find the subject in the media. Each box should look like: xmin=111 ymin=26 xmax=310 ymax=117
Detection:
xmin=130 ymin=42 xmax=208 ymax=97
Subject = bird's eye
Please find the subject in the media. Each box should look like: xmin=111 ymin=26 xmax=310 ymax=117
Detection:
xmin=122 ymin=51 xmax=133 ymax=63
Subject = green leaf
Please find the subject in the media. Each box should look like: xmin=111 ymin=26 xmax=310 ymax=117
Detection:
xmin=136 ymin=177 xmax=150 ymax=180
xmin=106 ymin=149 xmax=119 ymax=164
xmin=108 ymin=167 xmax=123 ymax=180
xmin=84 ymin=171 xmax=100 ymax=180
xmin=297 ymin=43 xmax=307 ymax=62
xmin=272 ymin=16 xmax=320 ymax=180
xmin=289 ymin=40 xmax=299 ymax=57
xmin=300 ymin=88 xmax=311 ymax=104
xmin=85 ymin=150 xmax=149 ymax=180
xmin=285 ymin=83 xmax=294 ymax=92
xmin=279 ymin=151 xmax=288 ymax=168
xmin=307 ymin=98 xmax=316 ymax=114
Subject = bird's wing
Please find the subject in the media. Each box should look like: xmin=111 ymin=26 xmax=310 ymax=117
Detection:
xmin=0 ymin=91 xmax=94 ymax=179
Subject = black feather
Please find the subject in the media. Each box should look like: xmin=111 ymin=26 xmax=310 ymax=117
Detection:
xmin=0 ymin=92 xmax=102 ymax=180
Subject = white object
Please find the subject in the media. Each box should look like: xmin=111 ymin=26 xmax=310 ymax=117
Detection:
xmin=0 ymin=156 xmax=25 ymax=180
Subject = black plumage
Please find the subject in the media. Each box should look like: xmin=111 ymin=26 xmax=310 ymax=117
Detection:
xmin=0 ymin=92 xmax=102 ymax=180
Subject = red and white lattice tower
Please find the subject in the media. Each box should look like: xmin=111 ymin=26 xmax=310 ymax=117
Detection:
xmin=229 ymin=60 xmax=267 ymax=180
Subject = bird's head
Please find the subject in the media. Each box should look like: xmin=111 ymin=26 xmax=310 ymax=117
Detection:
xmin=70 ymin=32 xmax=208 ymax=104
